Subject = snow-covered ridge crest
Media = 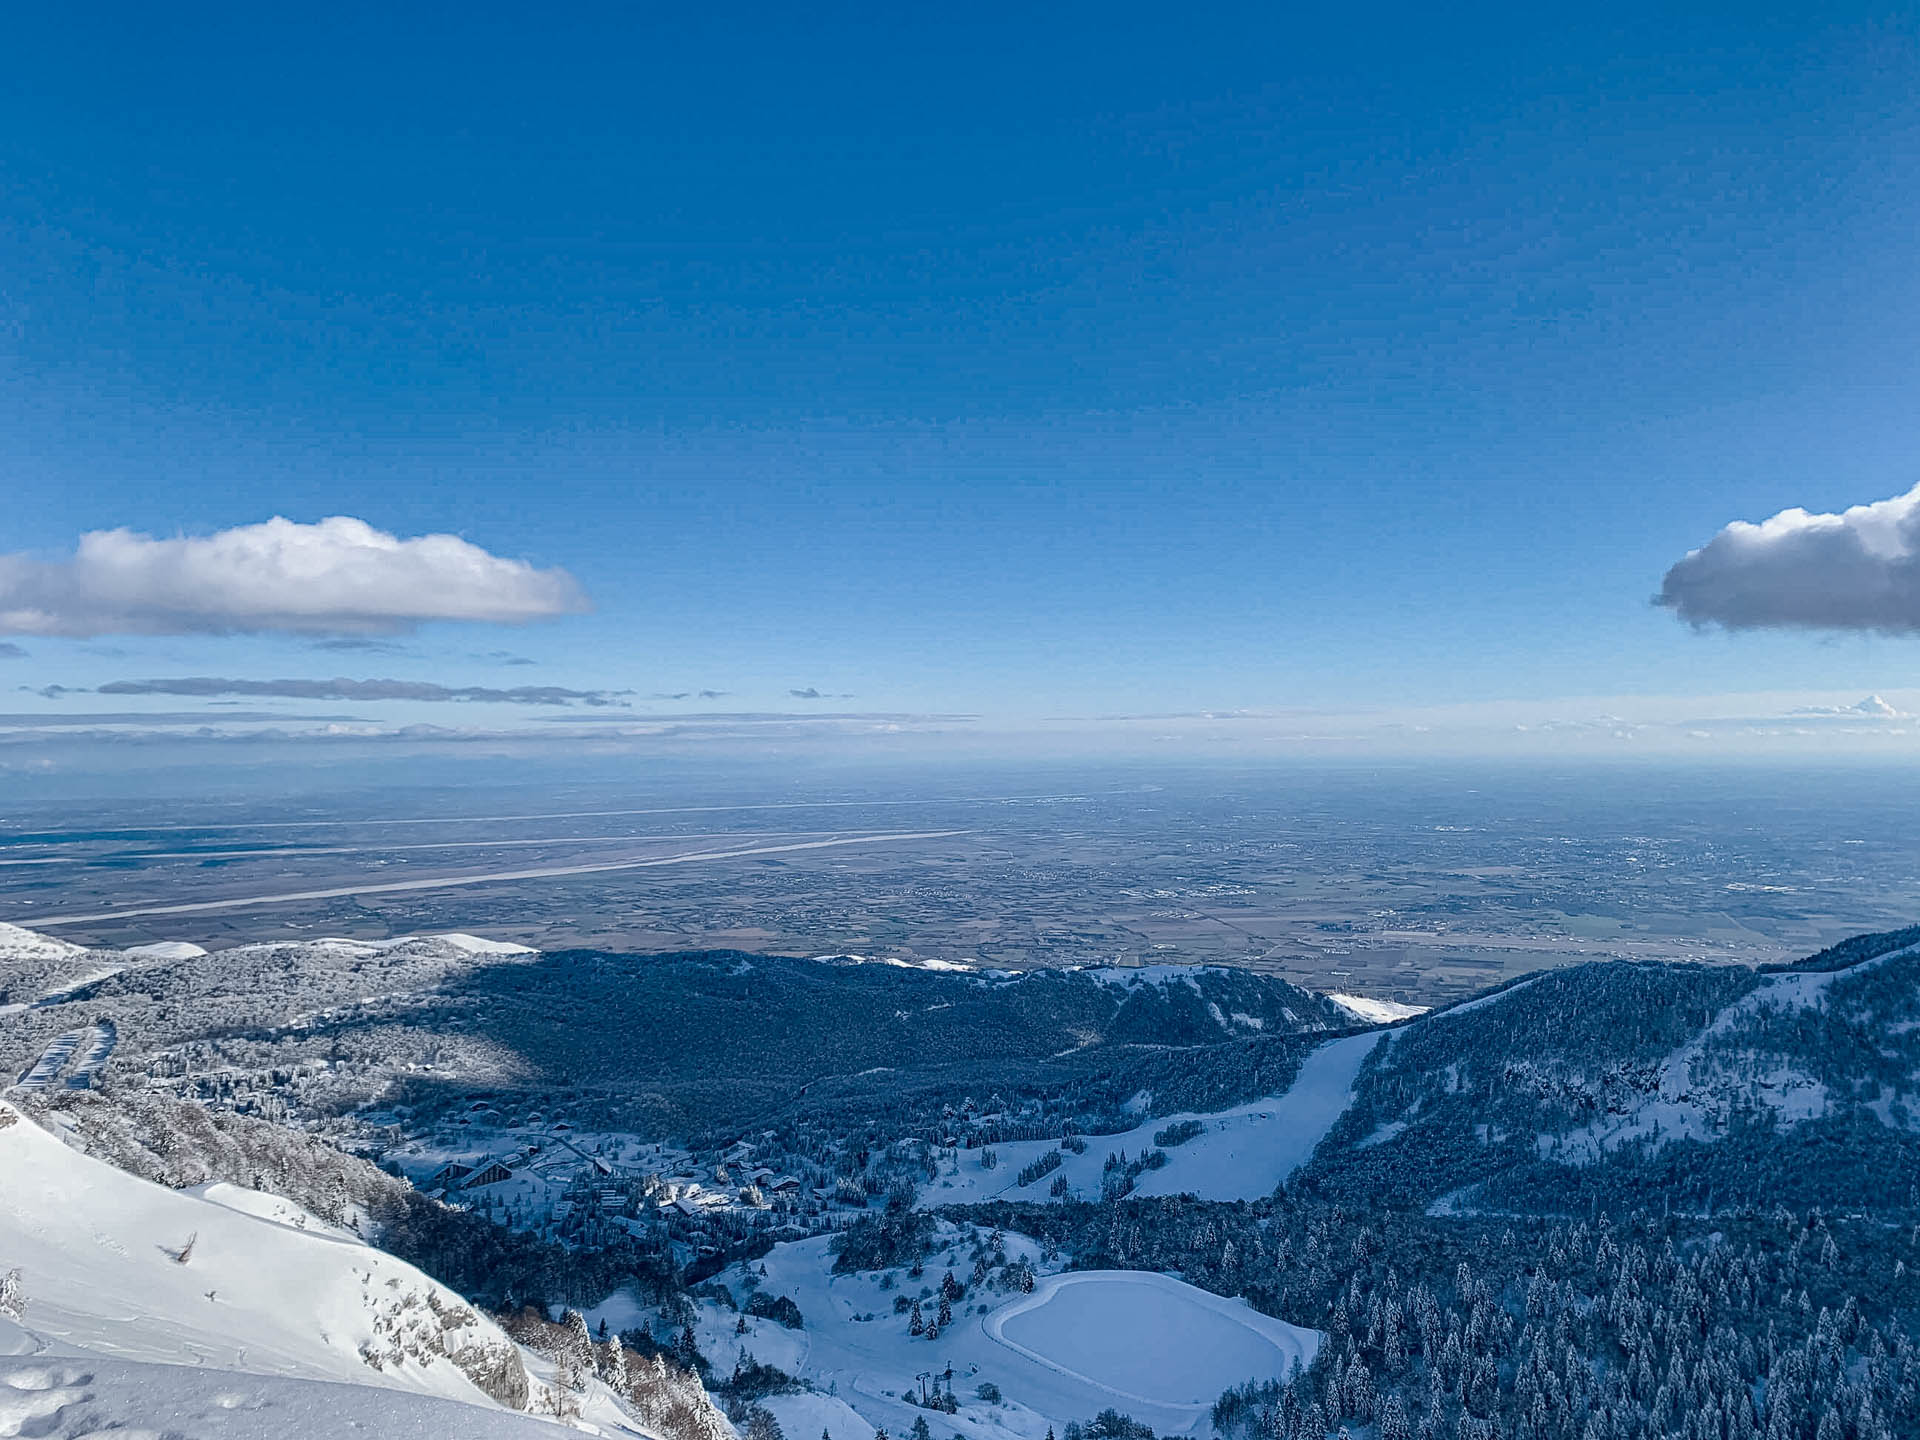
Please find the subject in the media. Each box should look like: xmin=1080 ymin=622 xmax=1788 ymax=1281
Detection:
xmin=0 ymin=922 xmax=85 ymax=961
xmin=1085 ymin=963 xmax=1218 ymax=991
xmin=0 ymin=1100 xmax=548 ymax=1425
xmin=122 ymin=939 xmax=209 ymax=960
xmin=0 ymin=923 xmax=535 ymax=963
xmin=245 ymin=932 xmax=539 ymax=959
xmin=811 ymin=952 xmax=984 ymax=973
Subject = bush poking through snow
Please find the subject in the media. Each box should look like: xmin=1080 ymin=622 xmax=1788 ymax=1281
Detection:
xmin=0 ymin=1267 xmax=24 ymax=1321
xmin=1065 ymin=1411 xmax=1155 ymax=1440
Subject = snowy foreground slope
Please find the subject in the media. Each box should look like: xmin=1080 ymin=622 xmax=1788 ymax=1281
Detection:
xmin=0 ymin=1101 xmax=638 ymax=1438
xmin=0 ymin=1314 xmax=563 ymax=1440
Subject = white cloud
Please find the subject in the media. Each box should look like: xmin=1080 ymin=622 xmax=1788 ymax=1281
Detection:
xmin=1658 ymin=482 xmax=1920 ymax=631
xmin=0 ymin=516 xmax=588 ymax=637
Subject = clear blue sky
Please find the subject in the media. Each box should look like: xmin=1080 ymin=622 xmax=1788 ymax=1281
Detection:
xmin=5 ymin=4 xmax=1920 ymax=725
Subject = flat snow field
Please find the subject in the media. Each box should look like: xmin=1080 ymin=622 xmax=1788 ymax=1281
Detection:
xmin=701 ymin=1232 xmax=1320 ymax=1439
xmin=987 ymin=1271 xmax=1315 ymax=1409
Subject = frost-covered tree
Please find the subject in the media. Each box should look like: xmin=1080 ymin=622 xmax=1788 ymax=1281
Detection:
xmin=0 ymin=1268 xmax=23 ymax=1321
xmin=555 ymin=1308 xmax=594 ymax=1392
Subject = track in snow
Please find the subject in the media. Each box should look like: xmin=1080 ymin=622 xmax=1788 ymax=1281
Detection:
xmin=10 ymin=1021 xmax=115 ymax=1092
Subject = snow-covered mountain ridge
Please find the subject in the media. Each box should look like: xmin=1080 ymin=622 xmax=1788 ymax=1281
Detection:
xmin=0 ymin=930 xmax=1356 ymax=1150
xmin=1293 ymin=925 xmax=1920 ymax=1214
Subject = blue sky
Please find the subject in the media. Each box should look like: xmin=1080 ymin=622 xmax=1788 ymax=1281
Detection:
xmin=5 ymin=4 xmax=1920 ymax=749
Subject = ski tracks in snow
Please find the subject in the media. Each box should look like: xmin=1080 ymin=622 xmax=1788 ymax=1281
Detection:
xmin=9 ymin=1022 xmax=116 ymax=1094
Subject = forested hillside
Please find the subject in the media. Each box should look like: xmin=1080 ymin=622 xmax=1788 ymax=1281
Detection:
xmin=1293 ymin=930 xmax=1920 ymax=1216
xmin=2 ymin=931 xmax=1347 ymax=1139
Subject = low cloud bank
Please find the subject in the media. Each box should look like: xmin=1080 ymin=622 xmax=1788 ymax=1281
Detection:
xmin=96 ymin=677 xmax=627 ymax=706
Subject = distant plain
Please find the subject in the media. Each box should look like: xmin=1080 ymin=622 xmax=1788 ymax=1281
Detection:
xmin=5 ymin=762 xmax=1917 ymax=1007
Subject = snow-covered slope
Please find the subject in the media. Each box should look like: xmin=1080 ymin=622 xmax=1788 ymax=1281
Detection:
xmin=0 ymin=1314 xmax=563 ymax=1440
xmin=0 ymin=1101 xmax=578 ymax=1437
xmin=1291 ymin=931 xmax=1920 ymax=1215
xmin=1326 ymin=992 xmax=1427 ymax=1024
xmin=921 ymin=1032 xmax=1383 ymax=1206
xmin=671 ymin=1230 xmax=1318 ymax=1439
xmin=1549 ymin=940 xmax=1920 ymax=1163
xmin=0 ymin=924 xmax=83 ymax=962
xmin=0 ymin=926 xmax=99 ymax=1019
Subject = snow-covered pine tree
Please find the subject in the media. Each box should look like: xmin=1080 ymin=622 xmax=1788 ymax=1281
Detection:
xmin=596 ymin=1336 xmax=628 ymax=1390
xmin=557 ymin=1308 xmax=594 ymax=1391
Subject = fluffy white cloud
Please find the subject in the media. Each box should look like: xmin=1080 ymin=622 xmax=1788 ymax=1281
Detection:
xmin=0 ymin=516 xmax=588 ymax=636
xmin=1658 ymin=483 xmax=1920 ymax=631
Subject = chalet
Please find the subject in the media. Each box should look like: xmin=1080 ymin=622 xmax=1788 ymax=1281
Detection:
xmin=462 ymin=1160 xmax=516 ymax=1189
xmin=425 ymin=1161 xmax=474 ymax=1189
xmin=769 ymin=1175 xmax=803 ymax=1196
